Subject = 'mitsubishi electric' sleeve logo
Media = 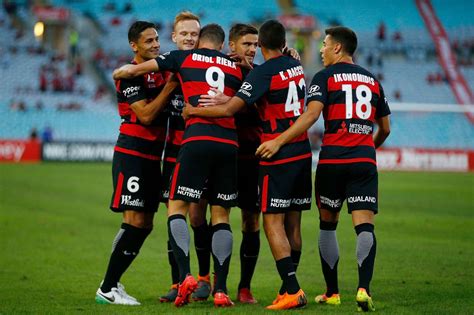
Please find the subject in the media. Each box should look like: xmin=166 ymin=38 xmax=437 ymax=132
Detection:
xmin=238 ymin=81 xmax=252 ymax=97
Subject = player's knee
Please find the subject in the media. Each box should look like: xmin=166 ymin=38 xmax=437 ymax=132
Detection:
xmin=319 ymin=208 xmax=338 ymax=223
xmin=242 ymin=212 xmax=260 ymax=232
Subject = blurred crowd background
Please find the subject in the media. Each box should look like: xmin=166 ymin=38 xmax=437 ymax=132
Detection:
xmin=1 ymin=0 xmax=473 ymax=163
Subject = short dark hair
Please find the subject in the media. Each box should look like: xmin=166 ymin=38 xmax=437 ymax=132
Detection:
xmin=199 ymin=23 xmax=225 ymax=45
xmin=325 ymin=26 xmax=358 ymax=56
xmin=229 ymin=23 xmax=258 ymax=42
xmin=128 ymin=21 xmax=156 ymax=43
xmin=259 ymin=20 xmax=285 ymax=50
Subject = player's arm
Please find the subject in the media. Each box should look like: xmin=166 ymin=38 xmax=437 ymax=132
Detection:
xmin=198 ymin=88 xmax=231 ymax=106
xmin=130 ymin=76 xmax=180 ymax=125
xmin=256 ymin=100 xmax=324 ymax=159
xmin=183 ymin=96 xmax=246 ymax=119
xmin=113 ymin=59 xmax=159 ymax=80
xmin=373 ymin=115 xmax=391 ymax=148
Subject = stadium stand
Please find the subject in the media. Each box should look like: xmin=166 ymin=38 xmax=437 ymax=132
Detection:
xmin=1 ymin=0 xmax=473 ymax=149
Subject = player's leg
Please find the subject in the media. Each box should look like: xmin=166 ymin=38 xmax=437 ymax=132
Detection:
xmin=263 ymin=213 xmax=306 ymax=310
xmin=314 ymin=163 xmax=344 ymax=306
xmin=159 ymin=160 xmax=179 ymax=302
xmin=285 ymin=211 xmax=302 ymax=272
xmin=347 ymin=163 xmax=378 ymax=312
xmin=189 ymin=199 xmax=212 ymax=301
xmin=167 ymin=142 xmax=210 ymax=306
xmin=236 ymin=156 xmax=260 ymax=303
xmin=237 ymin=210 xmax=259 ymax=303
xmin=97 ymin=153 xmax=159 ymax=305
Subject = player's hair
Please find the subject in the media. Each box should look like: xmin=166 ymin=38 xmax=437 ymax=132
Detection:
xmin=325 ymin=26 xmax=358 ymax=56
xmin=258 ymin=20 xmax=286 ymax=50
xmin=173 ymin=11 xmax=200 ymax=31
xmin=229 ymin=23 xmax=258 ymax=42
xmin=199 ymin=23 xmax=225 ymax=45
xmin=128 ymin=21 xmax=156 ymax=43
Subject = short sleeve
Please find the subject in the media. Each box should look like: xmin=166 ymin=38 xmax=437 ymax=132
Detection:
xmin=375 ymin=84 xmax=391 ymax=118
xmin=235 ymin=66 xmax=270 ymax=106
xmin=155 ymin=50 xmax=183 ymax=72
xmin=306 ymin=70 xmax=328 ymax=105
xmin=119 ymin=76 xmax=146 ymax=104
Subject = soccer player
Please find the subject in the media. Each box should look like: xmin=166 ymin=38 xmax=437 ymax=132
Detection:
xmin=114 ymin=23 xmax=246 ymax=308
xmin=95 ymin=21 xmax=177 ymax=306
xmin=183 ymin=20 xmax=310 ymax=310
xmin=258 ymin=26 xmax=391 ymax=312
xmin=158 ymin=11 xmax=213 ymax=304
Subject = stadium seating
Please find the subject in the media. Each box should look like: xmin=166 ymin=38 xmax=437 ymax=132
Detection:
xmin=1 ymin=1 xmax=473 ymax=149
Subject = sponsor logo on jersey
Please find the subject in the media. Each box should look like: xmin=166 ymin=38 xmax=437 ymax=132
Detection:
xmin=348 ymin=123 xmax=373 ymax=135
xmin=347 ymin=196 xmax=377 ymax=203
xmin=308 ymin=84 xmax=322 ymax=97
xmin=320 ymin=195 xmax=342 ymax=208
xmin=122 ymin=86 xmax=141 ymax=97
xmin=121 ymin=195 xmax=145 ymax=207
xmin=158 ymin=52 xmax=170 ymax=59
xmin=241 ymin=82 xmax=252 ymax=91
xmin=238 ymin=82 xmax=252 ymax=97
xmin=217 ymin=192 xmax=238 ymax=201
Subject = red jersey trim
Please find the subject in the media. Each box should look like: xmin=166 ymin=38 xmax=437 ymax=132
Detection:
xmin=322 ymin=133 xmax=374 ymax=147
xmin=114 ymin=146 xmax=161 ymax=161
xmin=261 ymin=132 xmax=308 ymax=143
xmin=182 ymin=136 xmax=238 ymax=147
xmin=164 ymin=157 xmax=177 ymax=163
xmin=259 ymin=152 xmax=312 ymax=166
xmin=318 ymin=157 xmax=376 ymax=165
xmin=261 ymin=174 xmax=269 ymax=213
xmin=169 ymin=162 xmax=180 ymax=200
xmin=112 ymin=172 xmax=124 ymax=208
xmin=120 ymin=124 xmax=166 ymax=141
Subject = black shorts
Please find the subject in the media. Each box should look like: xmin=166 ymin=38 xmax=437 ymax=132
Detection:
xmin=169 ymin=141 xmax=238 ymax=208
xmin=259 ymin=157 xmax=312 ymax=214
xmin=237 ymin=157 xmax=259 ymax=212
xmin=315 ymin=162 xmax=378 ymax=213
xmin=110 ymin=151 xmax=162 ymax=213
xmin=160 ymin=159 xmax=175 ymax=202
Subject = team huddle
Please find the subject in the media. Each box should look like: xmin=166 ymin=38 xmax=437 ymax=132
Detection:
xmin=95 ymin=11 xmax=391 ymax=312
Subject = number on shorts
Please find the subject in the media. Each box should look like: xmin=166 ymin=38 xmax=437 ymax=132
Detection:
xmin=127 ymin=176 xmax=140 ymax=193
xmin=342 ymin=84 xmax=372 ymax=119
xmin=285 ymin=78 xmax=306 ymax=116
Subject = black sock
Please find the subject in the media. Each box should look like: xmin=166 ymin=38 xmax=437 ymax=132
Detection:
xmin=355 ymin=223 xmax=376 ymax=295
xmin=319 ymin=220 xmax=339 ymax=296
xmin=276 ymin=256 xmax=300 ymax=295
xmin=101 ymin=223 xmax=151 ymax=292
xmin=192 ymin=222 xmax=211 ymax=277
xmin=168 ymin=214 xmax=191 ymax=282
xmin=290 ymin=249 xmax=301 ymax=272
xmin=211 ymin=223 xmax=232 ymax=294
xmin=238 ymin=230 xmax=260 ymax=290
xmin=167 ymin=240 xmax=179 ymax=285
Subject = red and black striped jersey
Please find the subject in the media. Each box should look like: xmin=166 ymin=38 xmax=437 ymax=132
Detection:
xmin=235 ymin=63 xmax=263 ymax=159
xmin=307 ymin=62 xmax=391 ymax=165
xmin=114 ymin=64 xmax=170 ymax=160
xmin=235 ymin=55 xmax=311 ymax=165
xmin=162 ymin=85 xmax=185 ymax=163
xmin=155 ymin=48 xmax=245 ymax=147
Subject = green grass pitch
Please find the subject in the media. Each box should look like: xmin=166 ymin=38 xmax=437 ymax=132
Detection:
xmin=1 ymin=163 xmax=473 ymax=314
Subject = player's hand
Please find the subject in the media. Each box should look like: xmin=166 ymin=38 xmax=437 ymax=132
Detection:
xmin=256 ymin=140 xmax=281 ymax=159
xmin=112 ymin=64 xmax=134 ymax=80
xmin=198 ymin=88 xmax=231 ymax=106
xmin=283 ymin=47 xmax=301 ymax=60
xmin=182 ymin=102 xmax=193 ymax=120
xmin=229 ymin=53 xmax=253 ymax=70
